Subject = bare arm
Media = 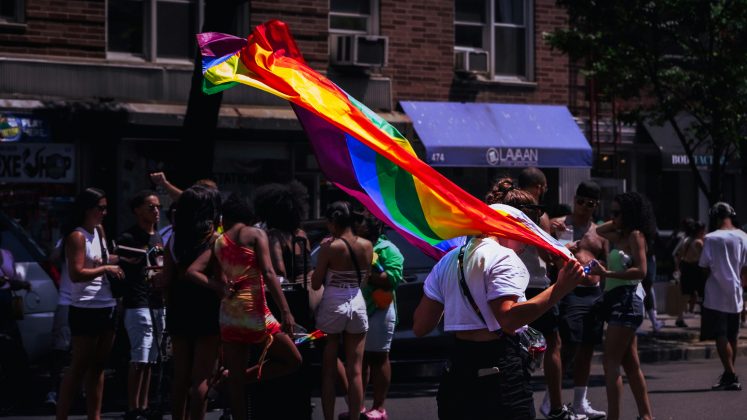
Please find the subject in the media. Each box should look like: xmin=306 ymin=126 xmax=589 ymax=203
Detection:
xmin=270 ymin=238 xmax=288 ymax=278
xmin=185 ymin=247 xmax=225 ymax=295
xmin=66 ymin=231 xmax=123 ymax=283
xmin=150 ymin=172 xmax=183 ymax=201
xmin=593 ymin=231 xmax=648 ymax=280
xmin=488 ymin=260 xmax=584 ymax=333
xmin=254 ymin=228 xmax=294 ymax=333
xmin=594 ymin=220 xmax=619 ymax=242
xmin=311 ymin=239 xmax=332 ymax=291
xmin=413 ymin=295 xmax=444 ymax=337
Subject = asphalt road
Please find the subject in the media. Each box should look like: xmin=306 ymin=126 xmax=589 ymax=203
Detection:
xmin=311 ymin=358 xmax=744 ymax=420
xmin=8 ymin=358 xmax=744 ymax=419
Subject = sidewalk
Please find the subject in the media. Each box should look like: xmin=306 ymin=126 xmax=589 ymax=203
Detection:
xmin=597 ymin=312 xmax=747 ymax=364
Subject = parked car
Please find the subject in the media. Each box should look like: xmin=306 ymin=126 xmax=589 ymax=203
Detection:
xmin=0 ymin=211 xmax=59 ymax=362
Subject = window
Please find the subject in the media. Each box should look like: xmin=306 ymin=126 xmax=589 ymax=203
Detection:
xmin=0 ymin=0 xmax=24 ymax=25
xmin=454 ymin=0 xmax=533 ymax=81
xmin=107 ymin=0 xmax=201 ymax=62
xmin=329 ymin=0 xmax=378 ymax=34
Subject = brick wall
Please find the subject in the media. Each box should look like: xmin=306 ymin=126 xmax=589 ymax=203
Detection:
xmin=0 ymin=0 xmax=105 ymax=58
xmin=251 ymin=0 xmax=329 ymax=70
xmin=381 ymin=0 xmax=572 ymax=107
xmin=380 ymin=0 xmax=454 ymax=102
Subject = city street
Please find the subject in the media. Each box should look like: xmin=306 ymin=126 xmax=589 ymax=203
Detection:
xmin=9 ymin=358 xmax=745 ymax=419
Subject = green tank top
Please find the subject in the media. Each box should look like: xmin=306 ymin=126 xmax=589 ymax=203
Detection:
xmin=604 ymin=249 xmax=640 ymax=291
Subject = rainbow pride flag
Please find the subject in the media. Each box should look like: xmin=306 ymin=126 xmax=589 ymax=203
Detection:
xmin=198 ymin=20 xmax=572 ymax=261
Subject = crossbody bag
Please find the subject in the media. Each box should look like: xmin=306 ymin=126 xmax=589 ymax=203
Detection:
xmin=457 ymin=245 xmax=546 ymax=371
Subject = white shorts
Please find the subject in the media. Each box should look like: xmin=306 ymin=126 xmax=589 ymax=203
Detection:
xmin=316 ymin=286 xmax=368 ymax=335
xmin=124 ymin=307 xmax=166 ymax=364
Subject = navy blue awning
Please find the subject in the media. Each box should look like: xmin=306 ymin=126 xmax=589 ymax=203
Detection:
xmin=400 ymin=101 xmax=592 ymax=168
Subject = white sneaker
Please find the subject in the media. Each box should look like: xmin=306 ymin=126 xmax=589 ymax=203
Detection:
xmin=44 ymin=391 xmax=57 ymax=407
xmin=573 ymin=399 xmax=606 ymax=420
xmin=540 ymin=393 xmax=551 ymax=418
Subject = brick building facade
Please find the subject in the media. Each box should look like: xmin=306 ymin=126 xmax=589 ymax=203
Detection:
xmin=3 ymin=0 xmax=729 ymax=251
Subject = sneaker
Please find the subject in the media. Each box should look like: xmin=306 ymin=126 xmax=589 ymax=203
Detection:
xmin=572 ymin=399 xmax=606 ymax=420
xmin=546 ymin=404 xmax=588 ymax=420
xmin=712 ymin=372 xmax=742 ymax=391
xmin=338 ymin=407 xmax=368 ymax=420
xmin=44 ymin=391 xmax=57 ymax=407
xmin=364 ymin=408 xmax=388 ymax=419
xmin=124 ymin=409 xmax=148 ymax=420
xmin=675 ymin=319 xmax=688 ymax=328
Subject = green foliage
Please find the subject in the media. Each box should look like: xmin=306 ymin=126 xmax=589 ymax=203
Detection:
xmin=546 ymin=0 xmax=747 ymax=203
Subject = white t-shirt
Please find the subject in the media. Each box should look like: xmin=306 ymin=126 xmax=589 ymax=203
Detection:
xmin=423 ymin=237 xmax=529 ymax=333
xmin=68 ymin=227 xmax=115 ymax=308
xmin=699 ymin=229 xmax=747 ymax=314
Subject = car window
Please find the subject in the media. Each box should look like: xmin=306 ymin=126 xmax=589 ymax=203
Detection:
xmin=0 ymin=212 xmax=47 ymax=262
xmin=382 ymin=228 xmax=437 ymax=271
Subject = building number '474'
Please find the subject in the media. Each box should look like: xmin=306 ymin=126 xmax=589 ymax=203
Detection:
xmin=431 ymin=152 xmax=446 ymax=163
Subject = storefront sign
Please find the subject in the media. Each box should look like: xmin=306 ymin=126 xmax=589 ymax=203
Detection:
xmin=0 ymin=143 xmax=74 ymax=183
xmin=0 ymin=114 xmax=50 ymax=142
xmin=486 ymin=147 xmax=539 ymax=167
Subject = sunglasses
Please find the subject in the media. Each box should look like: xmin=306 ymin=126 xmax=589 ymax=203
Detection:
xmin=518 ymin=204 xmax=545 ymax=213
xmin=95 ymin=205 xmax=108 ymax=212
xmin=576 ymin=197 xmax=598 ymax=208
xmin=146 ymin=204 xmax=162 ymax=211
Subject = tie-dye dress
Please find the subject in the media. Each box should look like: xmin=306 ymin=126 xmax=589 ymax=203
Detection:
xmin=215 ymin=233 xmax=281 ymax=344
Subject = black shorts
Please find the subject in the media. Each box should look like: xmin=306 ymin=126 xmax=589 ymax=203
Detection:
xmin=559 ymin=286 xmax=604 ymax=345
xmin=680 ymin=261 xmax=706 ymax=297
xmin=525 ymin=287 xmax=559 ymax=335
xmin=69 ymin=306 xmax=117 ymax=337
xmin=700 ymin=307 xmax=740 ymax=342
xmin=437 ymin=337 xmax=535 ymax=420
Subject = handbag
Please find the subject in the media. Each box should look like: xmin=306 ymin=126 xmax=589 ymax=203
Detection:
xmin=456 ymin=245 xmax=546 ymax=370
xmin=96 ymin=226 xmax=126 ymax=298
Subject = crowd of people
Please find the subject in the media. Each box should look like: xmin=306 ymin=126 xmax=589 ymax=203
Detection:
xmin=1 ymin=167 xmax=745 ymax=420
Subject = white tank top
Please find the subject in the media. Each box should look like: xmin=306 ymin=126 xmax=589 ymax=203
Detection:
xmin=516 ymin=244 xmax=550 ymax=289
xmin=68 ymin=227 xmax=115 ymax=308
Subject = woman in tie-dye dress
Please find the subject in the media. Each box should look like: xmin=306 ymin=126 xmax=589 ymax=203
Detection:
xmin=187 ymin=193 xmax=301 ymax=420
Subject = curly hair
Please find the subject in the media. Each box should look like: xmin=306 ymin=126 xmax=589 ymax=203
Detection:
xmin=614 ymin=192 xmax=657 ymax=244
xmin=221 ymin=193 xmax=255 ymax=228
xmin=485 ymin=177 xmax=516 ymax=205
xmin=254 ymin=181 xmax=309 ymax=233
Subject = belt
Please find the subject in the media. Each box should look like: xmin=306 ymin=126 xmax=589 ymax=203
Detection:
xmin=327 ymin=282 xmax=360 ymax=289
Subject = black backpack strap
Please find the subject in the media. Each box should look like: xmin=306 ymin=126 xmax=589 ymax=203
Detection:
xmin=339 ymin=237 xmax=363 ymax=285
xmin=457 ymin=244 xmax=487 ymax=326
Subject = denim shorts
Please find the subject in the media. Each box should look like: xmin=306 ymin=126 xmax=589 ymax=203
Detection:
xmin=124 ymin=307 xmax=165 ymax=363
xmin=603 ymin=285 xmax=644 ymax=330
xmin=364 ymin=303 xmax=396 ymax=352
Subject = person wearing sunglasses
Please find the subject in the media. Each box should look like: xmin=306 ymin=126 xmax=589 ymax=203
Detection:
xmin=551 ymin=181 xmax=608 ymax=419
xmin=56 ymin=187 xmax=124 ymax=420
xmin=588 ymin=192 xmax=655 ymax=420
xmin=487 ymin=178 xmax=579 ymax=419
xmin=415 ymin=182 xmax=586 ymax=420
xmin=116 ymin=190 xmax=165 ymax=420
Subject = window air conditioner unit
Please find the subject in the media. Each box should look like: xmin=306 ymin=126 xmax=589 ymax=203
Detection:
xmin=454 ymin=48 xmax=489 ymax=74
xmin=330 ymin=34 xmax=388 ymax=67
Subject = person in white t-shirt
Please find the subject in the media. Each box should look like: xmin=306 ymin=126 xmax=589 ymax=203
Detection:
xmin=699 ymin=202 xmax=747 ymax=391
xmin=413 ymin=214 xmax=585 ymax=419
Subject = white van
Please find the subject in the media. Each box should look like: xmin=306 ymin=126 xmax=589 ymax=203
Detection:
xmin=1 ymin=212 xmax=59 ymax=362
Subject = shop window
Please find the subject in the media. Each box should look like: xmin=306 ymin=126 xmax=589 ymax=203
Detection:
xmin=454 ymin=0 xmax=533 ymax=81
xmin=0 ymin=0 xmax=24 ymax=25
xmin=107 ymin=0 xmax=200 ymax=62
